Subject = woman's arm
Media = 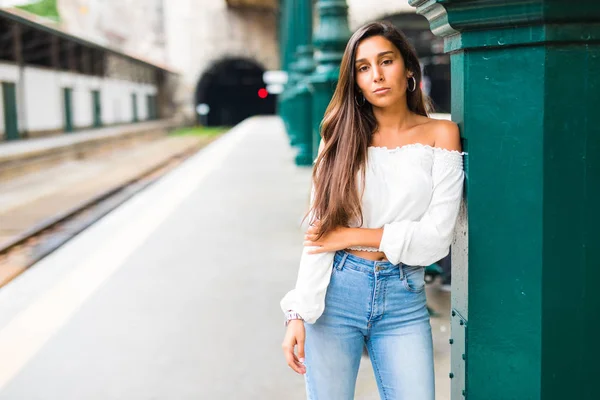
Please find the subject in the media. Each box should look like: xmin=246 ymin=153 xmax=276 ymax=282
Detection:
xmin=280 ymin=138 xmax=337 ymax=324
xmin=376 ymin=123 xmax=463 ymax=265
xmin=305 ymin=122 xmax=464 ymax=265
xmin=304 ymin=225 xmax=382 ymax=252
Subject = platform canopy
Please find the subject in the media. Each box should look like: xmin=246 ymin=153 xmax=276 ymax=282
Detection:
xmin=225 ymin=0 xmax=277 ymax=9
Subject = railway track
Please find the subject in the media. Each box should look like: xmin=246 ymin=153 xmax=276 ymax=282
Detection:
xmin=0 ymin=144 xmax=204 ymax=289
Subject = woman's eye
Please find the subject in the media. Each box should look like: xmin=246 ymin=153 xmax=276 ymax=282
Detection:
xmin=358 ymin=65 xmax=368 ymax=72
xmin=382 ymin=59 xmax=393 ymax=65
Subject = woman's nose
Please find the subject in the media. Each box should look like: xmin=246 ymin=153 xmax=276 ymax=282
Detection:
xmin=372 ymin=67 xmax=384 ymax=82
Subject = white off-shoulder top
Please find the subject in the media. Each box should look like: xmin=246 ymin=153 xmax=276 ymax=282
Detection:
xmin=280 ymin=143 xmax=465 ymax=324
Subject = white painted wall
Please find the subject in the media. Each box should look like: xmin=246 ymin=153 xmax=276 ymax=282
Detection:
xmin=99 ymin=79 xmax=157 ymax=125
xmin=0 ymin=63 xmax=158 ymax=138
xmin=101 ymin=79 xmax=124 ymax=124
xmin=0 ymin=62 xmax=19 ymax=82
xmin=0 ymin=1 xmax=40 ymax=6
xmin=137 ymin=84 xmax=158 ymax=120
xmin=73 ymin=86 xmax=93 ymax=128
xmin=17 ymin=67 xmax=158 ymax=133
xmin=137 ymin=90 xmax=147 ymax=121
xmin=24 ymin=68 xmax=63 ymax=132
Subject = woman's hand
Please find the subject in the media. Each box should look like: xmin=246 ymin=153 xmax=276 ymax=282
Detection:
xmin=282 ymin=320 xmax=306 ymax=374
xmin=303 ymin=222 xmax=355 ymax=254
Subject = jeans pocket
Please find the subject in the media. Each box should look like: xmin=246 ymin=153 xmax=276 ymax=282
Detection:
xmin=402 ymin=265 xmax=426 ymax=293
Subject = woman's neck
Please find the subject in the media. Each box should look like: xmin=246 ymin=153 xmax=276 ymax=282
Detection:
xmin=372 ymin=101 xmax=414 ymax=138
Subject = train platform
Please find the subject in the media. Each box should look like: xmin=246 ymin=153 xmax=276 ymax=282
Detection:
xmin=0 ymin=116 xmax=451 ymax=399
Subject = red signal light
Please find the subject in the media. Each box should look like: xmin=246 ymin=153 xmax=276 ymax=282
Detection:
xmin=258 ymin=88 xmax=268 ymax=99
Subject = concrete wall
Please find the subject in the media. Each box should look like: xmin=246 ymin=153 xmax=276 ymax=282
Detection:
xmin=58 ymin=0 xmax=167 ymax=65
xmin=347 ymin=0 xmax=414 ymax=30
xmin=164 ymin=0 xmax=279 ymax=119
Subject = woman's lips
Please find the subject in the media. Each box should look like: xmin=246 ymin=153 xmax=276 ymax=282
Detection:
xmin=373 ymin=88 xmax=391 ymax=94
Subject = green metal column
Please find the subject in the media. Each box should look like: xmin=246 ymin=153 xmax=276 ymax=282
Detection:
xmin=151 ymin=95 xmax=157 ymax=120
xmin=308 ymin=0 xmax=351 ymax=160
xmin=276 ymin=0 xmax=288 ymax=119
xmin=283 ymin=0 xmax=305 ymax=149
xmin=279 ymin=0 xmax=294 ymax=74
xmin=292 ymin=0 xmax=315 ymax=166
xmin=2 ymin=82 xmax=19 ymax=141
xmin=279 ymin=0 xmax=298 ymax=139
xmin=132 ymin=93 xmax=139 ymax=123
xmin=410 ymin=1 xmax=600 ymax=399
xmin=146 ymin=95 xmax=153 ymax=120
xmin=63 ymin=87 xmax=73 ymax=133
xmin=92 ymin=90 xmax=102 ymax=128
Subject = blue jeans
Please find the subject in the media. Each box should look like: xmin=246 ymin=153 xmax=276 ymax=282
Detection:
xmin=304 ymin=251 xmax=434 ymax=400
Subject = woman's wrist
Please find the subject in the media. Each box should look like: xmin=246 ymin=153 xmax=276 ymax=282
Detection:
xmin=285 ymin=310 xmax=303 ymax=326
xmin=346 ymin=228 xmax=361 ymax=247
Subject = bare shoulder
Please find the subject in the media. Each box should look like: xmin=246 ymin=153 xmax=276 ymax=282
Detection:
xmin=425 ymin=119 xmax=461 ymax=152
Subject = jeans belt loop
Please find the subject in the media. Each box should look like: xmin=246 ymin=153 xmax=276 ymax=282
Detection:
xmin=337 ymin=251 xmax=349 ymax=271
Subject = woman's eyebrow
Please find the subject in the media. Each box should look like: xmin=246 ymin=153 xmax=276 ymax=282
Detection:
xmin=355 ymin=51 xmax=395 ymax=64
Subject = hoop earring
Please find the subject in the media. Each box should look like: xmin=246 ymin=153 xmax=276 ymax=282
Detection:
xmin=355 ymin=93 xmax=366 ymax=107
xmin=408 ymin=76 xmax=417 ymax=92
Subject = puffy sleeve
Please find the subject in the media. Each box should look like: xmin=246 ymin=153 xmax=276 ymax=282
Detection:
xmin=280 ymin=179 xmax=335 ymax=324
xmin=279 ymin=248 xmax=335 ymax=324
xmin=378 ymin=148 xmax=465 ymax=266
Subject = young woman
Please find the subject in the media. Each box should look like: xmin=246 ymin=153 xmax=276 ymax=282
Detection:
xmin=281 ymin=21 xmax=464 ymax=400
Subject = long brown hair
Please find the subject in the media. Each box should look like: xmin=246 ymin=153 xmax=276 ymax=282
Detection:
xmin=309 ymin=21 xmax=430 ymax=238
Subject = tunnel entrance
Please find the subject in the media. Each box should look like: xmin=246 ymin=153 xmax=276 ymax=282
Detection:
xmin=195 ymin=58 xmax=276 ymax=126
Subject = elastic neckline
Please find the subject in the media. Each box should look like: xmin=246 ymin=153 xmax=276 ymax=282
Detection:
xmin=368 ymin=142 xmax=466 ymax=155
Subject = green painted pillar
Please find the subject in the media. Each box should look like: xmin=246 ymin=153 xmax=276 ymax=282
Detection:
xmin=285 ymin=66 xmax=301 ymax=148
xmin=132 ymin=93 xmax=139 ymax=123
xmin=277 ymin=0 xmax=289 ymax=119
xmin=279 ymin=0 xmax=298 ymax=141
xmin=63 ymin=87 xmax=73 ymax=133
xmin=280 ymin=0 xmax=297 ymax=74
xmin=410 ymin=1 xmax=600 ymax=399
xmin=92 ymin=90 xmax=102 ymax=127
xmin=1 ymin=82 xmax=19 ymax=140
xmin=308 ymin=0 xmax=351 ymax=161
xmin=285 ymin=0 xmax=302 ymax=148
xmin=292 ymin=0 xmax=315 ymax=166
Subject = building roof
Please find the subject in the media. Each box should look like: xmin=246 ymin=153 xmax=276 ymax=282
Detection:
xmin=225 ymin=0 xmax=277 ymax=10
xmin=0 ymin=7 xmax=179 ymax=74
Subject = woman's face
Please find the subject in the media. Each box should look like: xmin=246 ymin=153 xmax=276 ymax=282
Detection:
xmin=354 ymin=35 xmax=411 ymax=109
